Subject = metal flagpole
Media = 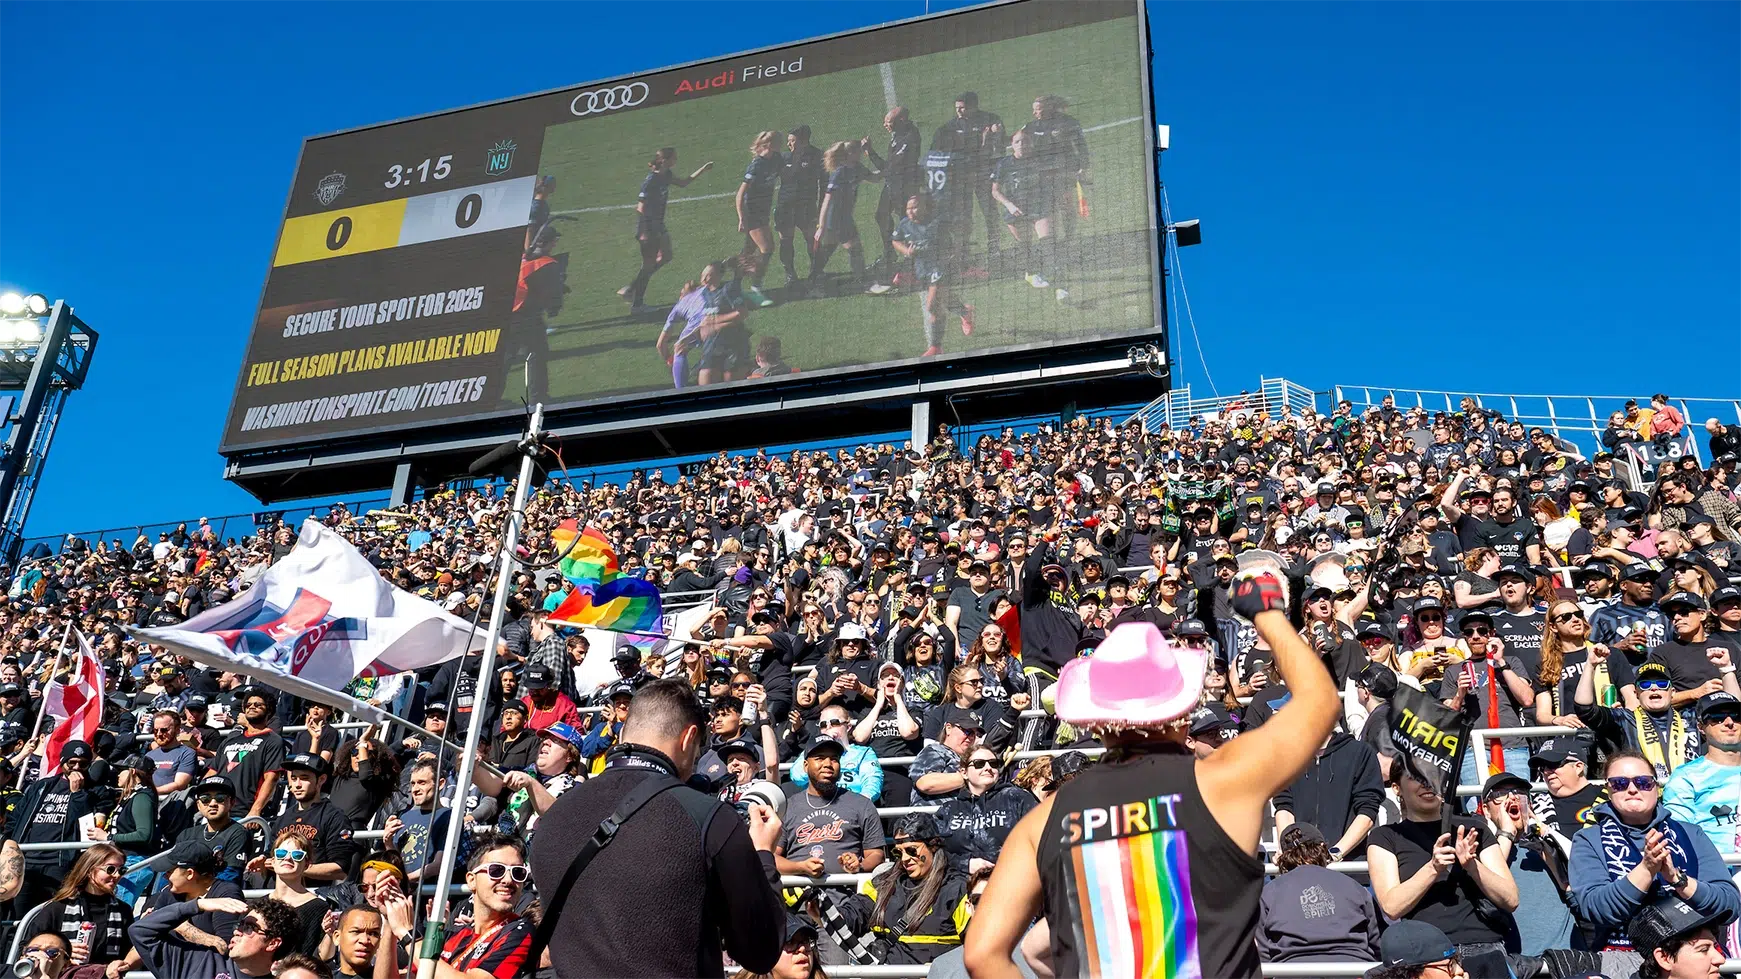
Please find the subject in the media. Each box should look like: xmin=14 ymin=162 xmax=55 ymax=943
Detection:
xmin=417 ymin=404 xmax=543 ymax=979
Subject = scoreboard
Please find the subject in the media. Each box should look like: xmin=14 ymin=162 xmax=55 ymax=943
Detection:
xmin=222 ymin=0 xmax=1160 ymax=454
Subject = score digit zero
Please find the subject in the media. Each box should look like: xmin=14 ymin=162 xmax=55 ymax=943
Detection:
xmin=272 ymin=175 xmax=535 ymax=267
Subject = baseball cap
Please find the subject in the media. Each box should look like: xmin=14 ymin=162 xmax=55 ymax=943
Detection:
xmin=716 ymin=737 xmax=761 ymax=763
xmin=941 ymin=704 xmax=985 ymax=733
xmin=1628 ymin=893 xmax=1734 ymax=958
xmin=523 ymin=663 xmax=556 ymax=690
xmin=1635 ymin=661 xmax=1672 ymax=685
xmin=1530 ymin=737 xmax=1579 ymax=771
xmin=1712 ymin=586 xmax=1741 ymax=607
xmin=425 ymin=701 xmax=449 ymax=716
xmin=1278 ymin=822 xmax=1326 ymax=849
xmin=1356 ymin=662 xmax=1399 ymax=699
xmin=1697 ymin=691 xmax=1741 ymax=721
xmin=1379 ymin=920 xmax=1456 ymax=969
xmin=837 ymin=622 xmax=868 ymax=643
xmin=184 ymin=695 xmax=208 ymax=710
xmin=1620 ymin=562 xmax=1658 ymax=582
xmin=611 ymin=646 xmax=641 ymax=663
xmin=1482 ymin=771 xmax=1531 ymax=799
xmin=194 ymin=774 xmax=235 ymax=797
xmin=1458 ymin=608 xmax=1494 ymax=630
xmin=606 ymin=679 xmax=636 ymax=701
xmin=1662 ymin=591 xmax=1708 ymax=613
xmin=804 ymin=735 xmax=846 ymax=758
xmin=1188 ymin=703 xmax=1238 ymax=738
xmin=0 ymin=683 xmax=20 ymax=698
xmin=283 ymin=753 xmax=332 ymax=778
xmin=499 ymin=700 xmax=528 ymax=717
xmin=60 ymin=740 xmax=92 ymax=762
xmin=1052 ymin=750 xmax=1091 ymax=780
xmin=783 ymin=915 xmax=818 ymax=946
xmin=1413 ymin=596 xmax=1445 ymax=615
xmin=1493 ymin=563 xmax=1535 ymax=581
xmin=169 ymin=841 xmax=223 ymax=875
xmin=1355 ymin=619 xmax=1391 ymax=641
xmin=540 ymin=721 xmax=585 ymax=750
xmin=1174 ymin=619 xmax=1209 ymax=638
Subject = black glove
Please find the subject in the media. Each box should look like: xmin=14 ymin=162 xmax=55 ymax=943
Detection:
xmin=1230 ymin=569 xmax=1289 ymax=620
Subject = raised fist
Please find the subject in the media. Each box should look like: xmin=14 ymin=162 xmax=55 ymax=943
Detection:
xmin=1230 ymin=569 xmax=1289 ymax=620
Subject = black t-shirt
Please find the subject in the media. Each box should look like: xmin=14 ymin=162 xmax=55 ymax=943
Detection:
xmin=292 ymin=726 xmax=341 ymax=759
xmin=1529 ymin=781 xmax=1607 ymax=839
xmin=816 ymin=656 xmax=880 ymax=715
xmin=1650 ymin=637 xmax=1726 ymax=691
xmin=213 ymin=727 xmax=287 ymax=809
xmin=1492 ymin=609 xmax=1546 ymax=666
xmin=860 ymin=707 xmax=923 ymax=759
xmin=1472 ymin=515 xmax=1539 ymax=563
xmin=1533 ymin=646 xmax=1593 ymax=717
xmin=1367 ymin=816 xmax=1511 ymax=946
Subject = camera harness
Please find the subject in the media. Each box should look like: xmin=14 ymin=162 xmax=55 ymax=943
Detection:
xmin=523 ymin=743 xmax=724 ymax=974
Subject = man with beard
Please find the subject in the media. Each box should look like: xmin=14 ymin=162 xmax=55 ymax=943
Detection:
xmin=1592 ymin=563 xmax=1673 ymax=700
xmin=776 ymin=736 xmax=886 ymax=881
xmin=212 ymin=687 xmax=285 ymax=822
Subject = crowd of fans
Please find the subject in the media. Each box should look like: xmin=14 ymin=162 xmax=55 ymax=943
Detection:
xmin=0 ymin=395 xmax=1738 ymax=979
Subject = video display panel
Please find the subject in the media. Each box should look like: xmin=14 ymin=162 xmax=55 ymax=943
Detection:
xmin=222 ymin=0 xmax=1158 ymax=452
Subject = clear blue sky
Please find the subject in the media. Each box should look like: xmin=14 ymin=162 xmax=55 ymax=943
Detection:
xmin=1 ymin=1 xmax=1735 ymax=540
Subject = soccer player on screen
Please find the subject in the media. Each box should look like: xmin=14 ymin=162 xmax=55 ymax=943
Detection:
xmin=809 ymin=141 xmax=880 ymax=297
xmin=735 ymin=131 xmax=780 ymax=309
xmin=861 ymin=106 xmax=923 ymax=293
xmin=694 ymin=260 xmax=751 ymax=386
xmin=775 ymin=126 xmax=824 ymax=289
xmin=890 ymin=195 xmax=973 ymax=359
xmin=655 ymin=277 xmax=707 ymax=390
xmin=939 ymin=91 xmax=1004 ymax=273
xmin=990 ymin=129 xmax=1064 ymax=302
xmin=1018 ymin=95 xmax=1089 ymax=242
xmin=619 ymin=147 xmax=713 ymax=315
xmin=922 ymin=126 xmax=974 ymax=283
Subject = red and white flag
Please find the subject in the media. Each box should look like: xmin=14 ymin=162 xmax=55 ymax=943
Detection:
xmin=40 ymin=630 xmax=105 ymax=771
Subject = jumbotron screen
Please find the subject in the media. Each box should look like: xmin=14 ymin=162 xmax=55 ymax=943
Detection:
xmin=221 ymin=0 xmax=1158 ymax=452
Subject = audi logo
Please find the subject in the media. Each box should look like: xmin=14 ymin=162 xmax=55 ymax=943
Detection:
xmin=571 ymin=82 xmax=650 ymax=117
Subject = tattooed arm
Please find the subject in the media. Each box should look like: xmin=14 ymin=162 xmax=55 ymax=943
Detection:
xmin=0 ymin=839 xmax=22 ymax=902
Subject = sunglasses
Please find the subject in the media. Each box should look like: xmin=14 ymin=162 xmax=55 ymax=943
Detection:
xmin=1670 ymin=608 xmax=1704 ymax=618
xmin=26 ymin=947 xmax=66 ymax=961
xmin=1636 ymin=677 xmax=1671 ymax=691
xmin=234 ymin=919 xmax=266 ymax=936
xmin=1416 ymin=614 xmax=1444 ymax=623
xmin=820 ymin=718 xmax=849 ymax=728
xmin=1706 ymin=711 xmax=1741 ymax=726
xmin=1552 ymin=611 xmax=1586 ymax=624
xmin=474 ymin=862 xmax=530 ymax=883
xmin=96 ymin=863 xmax=125 ymax=876
xmin=1606 ymin=775 xmax=1659 ymax=793
xmin=1463 ymin=625 xmax=1493 ymax=637
xmin=274 ymin=848 xmax=307 ymax=862
xmin=893 ymin=843 xmax=931 ymax=859
xmin=196 ymin=793 xmax=230 ymax=804
xmin=966 ymin=758 xmax=998 ymax=770
xmin=730 ymin=682 xmax=750 ymax=690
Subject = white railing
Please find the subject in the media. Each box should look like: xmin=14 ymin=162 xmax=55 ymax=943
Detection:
xmin=1125 ymin=377 xmax=1318 ymax=433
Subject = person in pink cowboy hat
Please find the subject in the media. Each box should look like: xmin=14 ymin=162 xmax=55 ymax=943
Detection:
xmin=964 ymin=568 xmax=1341 ymax=979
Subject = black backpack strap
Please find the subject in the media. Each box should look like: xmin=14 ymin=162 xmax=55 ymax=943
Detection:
xmin=524 ymin=774 xmax=682 ymax=974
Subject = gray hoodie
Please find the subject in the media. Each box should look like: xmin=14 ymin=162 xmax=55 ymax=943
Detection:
xmin=129 ymin=899 xmax=273 ymax=979
xmin=1257 ymin=864 xmax=1381 ymax=963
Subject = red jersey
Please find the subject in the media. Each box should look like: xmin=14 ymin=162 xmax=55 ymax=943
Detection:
xmin=441 ymin=915 xmax=533 ymax=979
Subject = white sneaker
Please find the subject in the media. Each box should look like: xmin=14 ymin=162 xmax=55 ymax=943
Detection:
xmin=1029 ymin=274 xmax=1051 ymax=289
xmin=1055 ymin=288 xmax=1071 ymax=303
xmin=1022 ymin=273 xmax=1036 ymax=286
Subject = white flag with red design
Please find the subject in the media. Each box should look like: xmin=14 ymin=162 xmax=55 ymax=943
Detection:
xmin=131 ymin=518 xmax=485 ymax=718
xmin=40 ymin=629 xmax=105 ymax=770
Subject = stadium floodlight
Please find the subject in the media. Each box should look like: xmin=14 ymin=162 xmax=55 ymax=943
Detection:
xmin=0 ymin=321 xmax=16 ymax=344
xmin=1171 ymin=219 xmax=1202 ymax=248
xmin=23 ymin=294 xmax=47 ymax=316
xmin=0 ymin=294 xmax=23 ymax=317
xmin=13 ymin=321 xmax=42 ymax=344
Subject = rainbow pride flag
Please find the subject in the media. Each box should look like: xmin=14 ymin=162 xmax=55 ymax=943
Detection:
xmin=546 ymin=521 xmax=663 ymax=636
xmin=548 ymin=574 xmax=663 ymax=635
xmin=551 ymin=520 xmax=618 ymax=586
